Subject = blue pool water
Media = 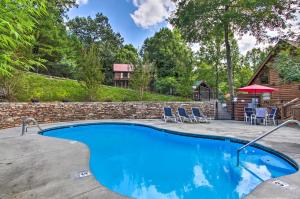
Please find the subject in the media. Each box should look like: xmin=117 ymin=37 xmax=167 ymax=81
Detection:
xmin=42 ymin=124 xmax=297 ymax=199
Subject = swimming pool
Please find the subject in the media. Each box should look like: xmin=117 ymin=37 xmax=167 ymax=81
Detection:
xmin=41 ymin=123 xmax=297 ymax=199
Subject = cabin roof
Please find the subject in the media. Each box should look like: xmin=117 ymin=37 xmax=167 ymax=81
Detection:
xmin=193 ymin=80 xmax=211 ymax=90
xmin=247 ymin=40 xmax=299 ymax=86
xmin=113 ymin=64 xmax=133 ymax=72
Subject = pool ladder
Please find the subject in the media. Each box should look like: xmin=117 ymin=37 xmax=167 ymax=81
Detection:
xmin=236 ymin=120 xmax=300 ymax=166
xmin=21 ymin=117 xmax=42 ymax=136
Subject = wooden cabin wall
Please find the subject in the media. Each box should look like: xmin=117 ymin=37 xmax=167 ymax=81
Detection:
xmin=251 ymin=58 xmax=300 ymax=105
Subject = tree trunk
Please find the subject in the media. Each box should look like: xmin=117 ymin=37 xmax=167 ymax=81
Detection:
xmin=224 ymin=22 xmax=234 ymax=101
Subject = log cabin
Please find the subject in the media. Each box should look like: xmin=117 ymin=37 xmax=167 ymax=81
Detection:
xmin=113 ymin=64 xmax=133 ymax=88
xmin=234 ymin=40 xmax=300 ymax=121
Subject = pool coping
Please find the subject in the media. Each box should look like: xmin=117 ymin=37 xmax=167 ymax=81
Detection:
xmin=1 ymin=119 xmax=300 ymax=199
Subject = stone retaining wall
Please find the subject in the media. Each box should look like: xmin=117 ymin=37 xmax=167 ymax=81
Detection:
xmin=0 ymin=101 xmax=216 ymax=129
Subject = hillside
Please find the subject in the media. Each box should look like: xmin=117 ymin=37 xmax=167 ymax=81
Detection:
xmin=14 ymin=72 xmax=188 ymax=102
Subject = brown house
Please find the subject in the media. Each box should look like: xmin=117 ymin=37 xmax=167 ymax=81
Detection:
xmin=113 ymin=64 xmax=133 ymax=88
xmin=234 ymin=40 xmax=300 ymax=120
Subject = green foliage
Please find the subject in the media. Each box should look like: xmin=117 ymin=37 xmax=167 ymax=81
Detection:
xmin=12 ymin=72 xmax=187 ymax=102
xmin=242 ymin=48 xmax=270 ymax=70
xmin=116 ymin=44 xmax=139 ymax=65
xmin=171 ymin=0 xmax=299 ymax=99
xmin=130 ymin=62 xmax=152 ymax=100
xmin=77 ymin=44 xmax=104 ymax=101
xmin=67 ymin=13 xmax=124 ymax=84
xmin=0 ymin=0 xmax=46 ymax=75
xmin=155 ymin=77 xmax=178 ymax=95
xmin=274 ymin=47 xmax=300 ymax=83
xmin=31 ymin=0 xmax=80 ymax=78
xmin=141 ymin=28 xmax=194 ymax=96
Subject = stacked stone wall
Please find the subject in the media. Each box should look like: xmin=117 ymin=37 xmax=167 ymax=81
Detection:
xmin=0 ymin=101 xmax=216 ymax=129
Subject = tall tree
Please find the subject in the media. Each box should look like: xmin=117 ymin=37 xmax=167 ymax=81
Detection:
xmin=32 ymin=0 xmax=80 ymax=78
xmin=171 ymin=0 xmax=299 ymax=102
xmin=67 ymin=13 xmax=124 ymax=84
xmin=242 ymin=47 xmax=270 ymax=70
xmin=0 ymin=0 xmax=46 ymax=75
xmin=116 ymin=44 xmax=139 ymax=65
xmin=77 ymin=44 xmax=104 ymax=101
xmin=197 ymin=35 xmax=224 ymax=99
xmin=130 ymin=61 xmax=151 ymax=100
xmin=141 ymin=28 xmax=194 ymax=96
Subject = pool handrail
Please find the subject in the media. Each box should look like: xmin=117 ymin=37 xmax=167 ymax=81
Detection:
xmin=237 ymin=120 xmax=300 ymax=166
xmin=21 ymin=117 xmax=42 ymax=136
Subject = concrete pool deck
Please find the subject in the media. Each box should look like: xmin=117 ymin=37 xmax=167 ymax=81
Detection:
xmin=0 ymin=119 xmax=299 ymax=199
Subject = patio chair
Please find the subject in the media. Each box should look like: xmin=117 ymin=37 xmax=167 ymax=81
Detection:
xmin=251 ymin=108 xmax=268 ymax=125
xmin=191 ymin=107 xmax=209 ymax=123
xmin=162 ymin=107 xmax=177 ymax=123
xmin=267 ymin=107 xmax=278 ymax=126
xmin=177 ymin=107 xmax=193 ymax=123
xmin=244 ymin=107 xmax=254 ymax=124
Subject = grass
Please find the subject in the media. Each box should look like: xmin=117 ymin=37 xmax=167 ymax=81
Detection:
xmin=14 ymin=72 xmax=188 ymax=102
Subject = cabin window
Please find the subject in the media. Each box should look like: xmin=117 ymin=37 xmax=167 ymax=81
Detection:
xmin=260 ymin=70 xmax=269 ymax=84
xmin=123 ymin=72 xmax=128 ymax=78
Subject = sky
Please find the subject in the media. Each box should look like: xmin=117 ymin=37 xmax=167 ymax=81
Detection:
xmin=69 ymin=0 xmax=300 ymax=54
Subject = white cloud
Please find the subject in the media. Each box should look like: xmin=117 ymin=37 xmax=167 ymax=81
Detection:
xmin=76 ymin=0 xmax=88 ymax=5
xmin=130 ymin=0 xmax=175 ymax=28
xmin=237 ymin=34 xmax=272 ymax=55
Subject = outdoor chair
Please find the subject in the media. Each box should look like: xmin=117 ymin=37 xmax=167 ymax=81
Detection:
xmin=191 ymin=107 xmax=209 ymax=123
xmin=251 ymin=108 xmax=268 ymax=125
xmin=162 ymin=107 xmax=177 ymax=123
xmin=177 ymin=107 xmax=193 ymax=123
xmin=267 ymin=107 xmax=278 ymax=126
xmin=244 ymin=107 xmax=254 ymax=124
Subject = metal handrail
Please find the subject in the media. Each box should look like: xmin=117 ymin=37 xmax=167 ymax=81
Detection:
xmin=237 ymin=120 xmax=300 ymax=166
xmin=21 ymin=117 xmax=42 ymax=136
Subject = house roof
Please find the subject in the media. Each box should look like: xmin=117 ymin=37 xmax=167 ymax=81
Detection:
xmin=193 ymin=80 xmax=211 ymax=90
xmin=247 ymin=40 xmax=299 ymax=86
xmin=113 ymin=64 xmax=133 ymax=72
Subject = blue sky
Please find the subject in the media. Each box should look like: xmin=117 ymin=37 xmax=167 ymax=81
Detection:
xmin=68 ymin=0 xmax=171 ymax=49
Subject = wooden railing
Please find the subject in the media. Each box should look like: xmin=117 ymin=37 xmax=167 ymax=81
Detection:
xmin=280 ymin=98 xmax=300 ymax=120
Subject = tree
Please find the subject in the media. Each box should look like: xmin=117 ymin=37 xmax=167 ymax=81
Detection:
xmin=130 ymin=61 xmax=151 ymax=100
xmin=196 ymin=34 xmax=224 ymax=99
xmin=32 ymin=0 xmax=81 ymax=78
xmin=0 ymin=0 xmax=46 ymax=75
xmin=77 ymin=44 xmax=104 ymax=101
xmin=274 ymin=46 xmax=300 ymax=83
xmin=141 ymin=28 xmax=194 ymax=95
xmin=116 ymin=44 xmax=139 ymax=65
xmin=242 ymin=48 xmax=270 ymax=70
xmin=171 ymin=0 xmax=299 ymax=102
xmin=67 ymin=13 xmax=124 ymax=84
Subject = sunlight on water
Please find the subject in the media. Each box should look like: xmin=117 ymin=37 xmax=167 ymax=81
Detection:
xmin=43 ymin=124 xmax=297 ymax=199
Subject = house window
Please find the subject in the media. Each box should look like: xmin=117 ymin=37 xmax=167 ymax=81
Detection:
xmin=123 ymin=72 xmax=128 ymax=78
xmin=260 ymin=70 xmax=269 ymax=84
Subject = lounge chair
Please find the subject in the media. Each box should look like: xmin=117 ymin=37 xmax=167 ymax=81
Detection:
xmin=251 ymin=108 xmax=268 ymax=125
xmin=191 ymin=107 xmax=209 ymax=123
xmin=266 ymin=107 xmax=278 ymax=125
xmin=162 ymin=107 xmax=177 ymax=123
xmin=177 ymin=107 xmax=193 ymax=123
xmin=244 ymin=107 xmax=254 ymax=124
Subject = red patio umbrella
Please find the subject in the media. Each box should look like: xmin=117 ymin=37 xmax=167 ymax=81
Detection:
xmin=238 ymin=84 xmax=278 ymax=93
xmin=238 ymin=84 xmax=278 ymax=107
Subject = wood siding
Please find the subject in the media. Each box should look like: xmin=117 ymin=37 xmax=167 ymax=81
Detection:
xmin=234 ymin=56 xmax=300 ymax=121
